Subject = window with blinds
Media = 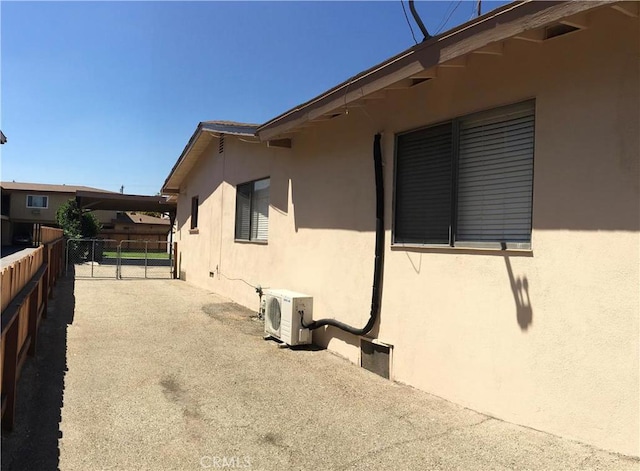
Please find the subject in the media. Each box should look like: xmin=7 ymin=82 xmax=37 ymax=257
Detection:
xmin=235 ymin=178 xmax=270 ymax=242
xmin=394 ymin=100 xmax=535 ymax=249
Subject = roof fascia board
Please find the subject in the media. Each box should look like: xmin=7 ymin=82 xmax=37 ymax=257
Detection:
xmin=162 ymin=123 xmax=204 ymax=193
xmin=162 ymin=123 xmax=215 ymax=193
xmin=162 ymin=124 xmax=261 ymax=194
xmin=257 ymin=0 xmax=610 ymax=141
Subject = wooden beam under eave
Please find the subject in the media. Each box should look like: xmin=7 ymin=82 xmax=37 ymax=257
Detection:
xmin=560 ymin=12 xmax=589 ymax=29
xmin=384 ymin=78 xmax=413 ymax=90
xmin=410 ymin=68 xmax=437 ymax=79
xmin=439 ymin=56 xmax=467 ymax=68
xmin=512 ymin=29 xmax=545 ymax=43
xmin=472 ymin=42 xmax=503 ymax=55
xmin=611 ymin=2 xmax=639 ymax=17
xmin=362 ymin=91 xmax=386 ymax=100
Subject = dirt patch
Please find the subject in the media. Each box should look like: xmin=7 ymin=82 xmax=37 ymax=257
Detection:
xmin=202 ymin=302 xmax=255 ymax=321
xmin=201 ymin=302 xmax=263 ymax=336
xmin=160 ymin=375 xmax=203 ymax=422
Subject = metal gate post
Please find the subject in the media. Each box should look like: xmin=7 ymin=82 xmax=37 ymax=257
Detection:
xmin=91 ymin=239 xmax=95 ymax=278
xmin=117 ymin=242 xmax=122 ymax=279
xmin=144 ymin=241 xmax=148 ymax=279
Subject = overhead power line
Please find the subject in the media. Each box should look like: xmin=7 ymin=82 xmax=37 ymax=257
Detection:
xmin=400 ymin=0 xmax=418 ymax=45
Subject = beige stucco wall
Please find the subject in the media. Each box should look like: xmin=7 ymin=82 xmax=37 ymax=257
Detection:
xmin=174 ymin=8 xmax=639 ymax=457
xmin=7 ymin=191 xmax=116 ymax=226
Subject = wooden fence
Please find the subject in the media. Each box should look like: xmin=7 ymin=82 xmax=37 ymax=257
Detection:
xmin=40 ymin=226 xmax=64 ymax=245
xmin=1 ymin=228 xmax=65 ymax=431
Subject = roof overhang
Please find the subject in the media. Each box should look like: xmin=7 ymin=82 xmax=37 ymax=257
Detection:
xmin=256 ymin=0 xmax=611 ymax=141
xmin=162 ymin=121 xmax=259 ymax=194
xmin=76 ymin=191 xmax=177 ymax=214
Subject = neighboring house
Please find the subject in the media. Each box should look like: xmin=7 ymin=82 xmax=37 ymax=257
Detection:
xmin=0 ymin=182 xmax=117 ymax=246
xmin=0 ymin=182 xmax=173 ymax=247
xmin=162 ymin=2 xmax=639 ymax=457
xmin=100 ymin=211 xmax=171 ymax=249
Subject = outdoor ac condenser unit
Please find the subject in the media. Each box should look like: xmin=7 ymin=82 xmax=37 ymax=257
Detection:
xmin=263 ymin=289 xmax=313 ymax=346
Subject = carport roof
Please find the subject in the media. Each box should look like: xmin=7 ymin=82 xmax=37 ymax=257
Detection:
xmin=76 ymin=191 xmax=176 ymax=214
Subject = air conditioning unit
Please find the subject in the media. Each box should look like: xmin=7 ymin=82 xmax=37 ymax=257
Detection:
xmin=263 ymin=289 xmax=313 ymax=346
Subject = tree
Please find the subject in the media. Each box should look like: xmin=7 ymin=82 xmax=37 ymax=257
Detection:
xmin=56 ymin=199 xmax=101 ymax=239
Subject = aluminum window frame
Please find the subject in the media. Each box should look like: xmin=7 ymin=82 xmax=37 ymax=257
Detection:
xmin=392 ymin=100 xmax=535 ymax=251
xmin=190 ymin=195 xmax=199 ymax=231
xmin=234 ymin=176 xmax=270 ymax=244
xmin=26 ymin=194 xmax=49 ymax=209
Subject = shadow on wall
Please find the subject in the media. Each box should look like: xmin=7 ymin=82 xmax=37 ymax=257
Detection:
xmin=1 ymin=267 xmax=76 ymax=470
xmin=287 ymin=133 xmax=377 ymax=233
xmin=504 ymin=256 xmax=533 ymax=330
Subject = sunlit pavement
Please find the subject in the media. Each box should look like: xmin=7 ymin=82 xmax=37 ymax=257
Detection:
xmin=2 ymin=276 xmax=638 ymax=470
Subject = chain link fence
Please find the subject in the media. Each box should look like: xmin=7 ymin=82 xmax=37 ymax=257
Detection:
xmin=66 ymin=239 xmax=174 ymax=279
xmin=118 ymin=240 xmax=173 ymax=279
xmin=66 ymin=239 xmax=119 ymax=278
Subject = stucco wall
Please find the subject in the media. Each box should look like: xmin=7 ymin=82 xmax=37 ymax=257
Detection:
xmin=174 ymin=8 xmax=639 ymax=457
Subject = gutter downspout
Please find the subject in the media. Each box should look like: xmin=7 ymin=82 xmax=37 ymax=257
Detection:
xmin=302 ymin=133 xmax=384 ymax=336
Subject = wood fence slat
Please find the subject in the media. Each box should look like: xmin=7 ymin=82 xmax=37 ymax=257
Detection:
xmin=1 ymin=235 xmax=64 ymax=431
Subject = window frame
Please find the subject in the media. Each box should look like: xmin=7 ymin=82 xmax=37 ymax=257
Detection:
xmin=234 ymin=177 xmax=270 ymax=244
xmin=26 ymin=194 xmax=49 ymax=209
xmin=392 ymin=100 xmax=535 ymax=251
xmin=190 ymin=195 xmax=199 ymax=232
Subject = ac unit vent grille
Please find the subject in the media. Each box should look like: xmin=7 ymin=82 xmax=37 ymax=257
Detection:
xmin=268 ymin=297 xmax=281 ymax=331
xmin=263 ymin=290 xmax=312 ymax=346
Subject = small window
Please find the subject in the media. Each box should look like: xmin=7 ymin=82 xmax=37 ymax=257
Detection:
xmin=235 ymin=178 xmax=270 ymax=242
xmin=27 ymin=195 xmax=48 ymax=209
xmin=190 ymin=196 xmax=199 ymax=230
xmin=394 ymin=100 xmax=535 ymax=249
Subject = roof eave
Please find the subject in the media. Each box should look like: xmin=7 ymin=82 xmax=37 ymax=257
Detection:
xmin=162 ymin=122 xmax=260 ymax=194
xmin=161 ymin=123 xmax=208 ymax=194
xmin=256 ymin=0 xmax=610 ymax=141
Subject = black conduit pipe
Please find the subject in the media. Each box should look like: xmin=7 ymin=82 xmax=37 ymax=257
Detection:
xmin=302 ymin=133 xmax=384 ymax=335
xmin=409 ymin=0 xmax=432 ymax=41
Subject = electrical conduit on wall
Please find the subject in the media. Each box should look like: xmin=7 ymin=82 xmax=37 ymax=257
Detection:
xmin=302 ymin=133 xmax=384 ymax=335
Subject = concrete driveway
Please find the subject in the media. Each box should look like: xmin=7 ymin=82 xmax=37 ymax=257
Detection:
xmin=2 ymin=277 xmax=638 ymax=470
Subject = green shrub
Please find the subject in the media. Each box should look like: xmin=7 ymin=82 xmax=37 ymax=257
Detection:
xmin=56 ymin=199 xmax=101 ymax=239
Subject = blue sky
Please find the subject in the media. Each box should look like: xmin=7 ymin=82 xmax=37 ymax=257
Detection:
xmin=1 ymin=1 xmax=509 ymax=195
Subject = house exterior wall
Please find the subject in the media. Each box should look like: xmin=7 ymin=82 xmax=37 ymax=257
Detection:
xmin=7 ymin=190 xmax=116 ymax=226
xmin=174 ymin=9 xmax=638 ymax=456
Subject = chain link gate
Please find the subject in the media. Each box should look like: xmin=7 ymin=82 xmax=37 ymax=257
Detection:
xmin=66 ymin=239 xmax=174 ymax=279
xmin=117 ymin=240 xmax=173 ymax=279
xmin=66 ymin=239 xmax=119 ymax=278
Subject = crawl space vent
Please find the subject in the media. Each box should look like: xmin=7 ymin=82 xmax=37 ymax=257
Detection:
xmin=361 ymin=338 xmax=391 ymax=379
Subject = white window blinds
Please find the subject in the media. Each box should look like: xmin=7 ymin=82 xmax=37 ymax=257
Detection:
xmin=235 ymin=178 xmax=270 ymax=242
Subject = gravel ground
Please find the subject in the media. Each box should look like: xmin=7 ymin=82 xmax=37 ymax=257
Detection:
xmin=2 ymin=276 xmax=638 ymax=471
